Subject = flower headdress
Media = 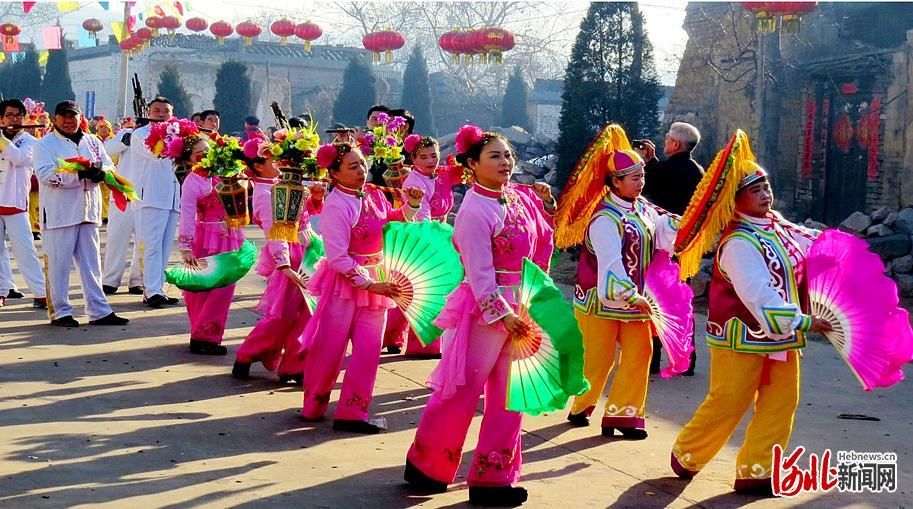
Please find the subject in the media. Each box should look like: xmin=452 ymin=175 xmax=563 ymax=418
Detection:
xmin=403 ymin=134 xmax=438 ymax=156
xmin=454 ymin=124 xmax=485 ymax=155
xmin=316 ymin=142 xmax=357 ymax=171
xmin=673 ymin=129 xmax=758 ymax=279
xmin=242 ymin=137 xmax=273 ymax=161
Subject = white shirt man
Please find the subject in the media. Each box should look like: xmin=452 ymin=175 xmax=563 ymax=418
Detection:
xmin=131 ymin=98 xmax=180 ymax=308
xmin=101 ymin=127 xmax=143 ymax=295
xmin=0 ymin=99 xmax=46 ymax=308
xmin=33 ymin=101 xmax=128 ymax=327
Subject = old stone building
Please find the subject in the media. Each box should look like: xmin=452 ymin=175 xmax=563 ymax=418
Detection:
xmin=664 ymin=3 xmax=913 ymax=224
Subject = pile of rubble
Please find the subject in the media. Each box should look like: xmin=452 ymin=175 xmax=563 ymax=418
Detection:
xmin=835 ymin=207 xmax=913 ymax=296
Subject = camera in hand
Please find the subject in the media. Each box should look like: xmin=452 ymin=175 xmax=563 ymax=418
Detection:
xmin=632 ymin=139 xmax=647 ymax=150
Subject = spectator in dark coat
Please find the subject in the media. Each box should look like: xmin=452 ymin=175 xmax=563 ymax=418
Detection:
xmin=636 ymin=121 xmax=704 ymax=376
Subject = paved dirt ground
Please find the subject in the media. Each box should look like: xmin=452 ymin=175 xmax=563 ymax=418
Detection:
xmin=1 ymin=226 xmax=910 ymax=508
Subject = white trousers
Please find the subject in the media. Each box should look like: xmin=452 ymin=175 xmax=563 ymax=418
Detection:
xmin=103 ymin=202 xmax=142 ymax=288
xmin=136 ymin=206 xmax=178 ymax=298
xmin=44 ymin=223 xmax=112 ymax=320
xmin=0 ymin=212 xmax=46 ymax=298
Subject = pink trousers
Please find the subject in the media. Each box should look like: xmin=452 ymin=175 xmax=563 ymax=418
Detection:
xmin=184 ymin=284 xmax=235 ymax=344
xmin=383 ymin=307 xmax=442 ymax=356
xmin=301 ymin=300 xmax=387 ymax=421
xmin=406 ymin=319 xmax=522 ymax=487
xmin=235 ymin=276 xmax=310 ymax=376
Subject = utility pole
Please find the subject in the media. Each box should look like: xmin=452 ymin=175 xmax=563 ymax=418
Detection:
xmin=115 ymin=1 xmax=132 ymax=119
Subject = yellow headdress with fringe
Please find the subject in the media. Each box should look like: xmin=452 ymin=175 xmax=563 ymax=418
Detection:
xmin=673 ymin=129 xmax=758 ymax=280
xmin=555 ymin=124 xmax=633 ymax=249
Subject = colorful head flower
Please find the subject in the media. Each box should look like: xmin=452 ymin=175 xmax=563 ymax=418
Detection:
xmin=316 ymin=143 xmax=339 ymax=170
xmin=403 ymin=134 xmax=421 ymax=154
xmin=455 ymin=124 xmax=484 ymax=155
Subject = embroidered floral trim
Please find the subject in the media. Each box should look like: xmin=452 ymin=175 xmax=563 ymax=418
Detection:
xmin=474 ymin=448 xmax=515 ymax=479
xmin=345 ymin=392 xmax=371 ymax=413
xmin=478 ymin=291 xmax=511 ymax=324
xmin=605 ymin=404 xmax=643 ymax=418
xmin=343 ymin=266 xmax=372 ymax=288
xmin=738 ymin=463 xmax=771 ymax=479
xmin=178 ymin=234 xmax=194 ymax=250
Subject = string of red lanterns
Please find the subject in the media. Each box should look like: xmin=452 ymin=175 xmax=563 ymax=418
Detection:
xmin=439 ymin=27 xmax=516 ymax=65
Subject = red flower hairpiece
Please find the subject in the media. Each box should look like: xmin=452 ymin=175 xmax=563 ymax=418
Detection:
xmin=403 ymin=134 xmax=421 ymax=155
xmin=455 ymin=124 xmax=484 ymax=155
xmin=316 ymin=143 xmax=339 ymax=169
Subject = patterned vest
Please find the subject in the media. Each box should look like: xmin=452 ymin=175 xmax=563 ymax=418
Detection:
xmin=706 ymin=219 xmax=811 ymax=353
xmin=574 ymin=197 xmax=656 ymax=321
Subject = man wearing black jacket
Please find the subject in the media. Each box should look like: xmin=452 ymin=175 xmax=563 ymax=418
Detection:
xmin=636 ymin=122 xmax=703 ymax=376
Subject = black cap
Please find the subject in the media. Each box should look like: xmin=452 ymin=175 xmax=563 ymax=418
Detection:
xmin=326 ymin=122 xmax=353 ymax=133
xmin=54 ymin=100 xmax=81 ymax=115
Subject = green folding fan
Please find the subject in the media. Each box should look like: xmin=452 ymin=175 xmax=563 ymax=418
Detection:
xmin=296 ymin=229 xmax=325 ymax=313
xmin=507 ymin=257 xmax=590 ymax=415
xmin=382 ymin=221 xmax=464 ymax=345
xmin=165 ymin=240 xmax=257 ymax=292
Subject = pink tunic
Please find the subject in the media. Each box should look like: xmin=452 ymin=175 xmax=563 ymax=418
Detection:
xmin=177 ymin=171 xmax=245 ymax=343
xmin=305 ymin=184 xmax=429 ymax=312
xmin=429 ymin=183 xmax=555 ymax=399
xmin=402 ymin=164 xmax=464 ymax=221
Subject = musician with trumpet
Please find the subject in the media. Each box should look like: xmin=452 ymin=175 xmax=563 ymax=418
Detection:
xmin=0 ymin=98 xmax=46 ymax=309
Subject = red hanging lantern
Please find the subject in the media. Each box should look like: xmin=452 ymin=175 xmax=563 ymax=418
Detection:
xmin=479 ymin=27 xmax=515 ymax=65
xmin=185 ymin=17 xmax=208 ymax=33
xmin=450 ymin=30 xmax=470 ymax=65
xmin=145 ymin=15 xmax=164 ymax=37
xmin=270 ymin=18 xmax=296 ymax=45
xmin=210 ymin=20 xmax=233 ymax=45
xmin=294 ymin=21 xmax=322 ymax=52
xmin=741 ymin=3 xmax=778 ymax=33
xmin=372 ymin=29 xmax=404 ymax=64
xmin=236 ymin=20 xmax=261 ymax=46
xmin=438 ymin=30 xmax=458 ymax=64
xmin=161 ymin=15 xmax=181 ymax=38
xmin=135 ymin=27 xmax=154 ymax=47
xmin=82 ymin=18 xmax=103 ymax=40
xmin=0 ymin=22 xmax=21 ymax=46
xmin=465 ymin=29 xmax=488 ymax=65
xmin=767 ymin=2 xmax=817 ymax=33
xmin=362 ymin=32 xmax=382 ymax=63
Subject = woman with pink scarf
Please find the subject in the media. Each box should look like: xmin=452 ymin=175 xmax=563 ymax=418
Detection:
xmin=381 ymin=134 xmax=465 ymax=358
xmin=232 ymin=137 xmax=325 ymax=383
xmin=298 ymin=141 xmax=428 ymax=434
xmin=404 ymin=125 xmax=556 ymax=507
xmin=176 ymin=135 xmax=244 ymax=355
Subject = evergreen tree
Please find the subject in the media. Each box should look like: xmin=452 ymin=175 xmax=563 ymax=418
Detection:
xmin=400 ymin=46 xmax=434 ymax=135
xmin=157 ymin=65 xmax=192 ymax=118
xmin=41 ymin=43 xmax=76 ymax=107
xmin=213 ymin=60 xmax=251 ymax=134
xmin=0 ymin=62 xmax=14 ymax=100
xmin=8 ymin=50 xmax=42 ymax=101
xmin=556 ymin=3 xmax=661 ymax=185
xmin=332 ymin=57 xmax=376 ymax=127
xmin=501 ymin=66 xmax=529 ymax=131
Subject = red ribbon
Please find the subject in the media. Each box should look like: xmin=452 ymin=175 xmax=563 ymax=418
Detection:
xmin=801 ymin=96 xmax=816 ymax=179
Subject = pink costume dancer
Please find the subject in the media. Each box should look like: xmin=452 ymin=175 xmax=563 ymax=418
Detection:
xmin=233 ymin=170 xmax=324 ymax=382
xmin=405 ymin=126 xmax=556 ymax=507
xmin=299 ymin=142 xmax=427 ymax=434
xmin=177 ymin=167 xmax=245 ymax=355
xmin=382 ymin=135 xmax=464 ymax=357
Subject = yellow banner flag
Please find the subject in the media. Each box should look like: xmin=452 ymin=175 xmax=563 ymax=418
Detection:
xmin=38 ymin=50 xmax=49 ymax=66
xmin=57 ymin=1 xmax=80 ymax=12
xmin=111 ymin=21 xmax=126 ymax=42
xmin=0 ymin=53 xmax=6 ymax=64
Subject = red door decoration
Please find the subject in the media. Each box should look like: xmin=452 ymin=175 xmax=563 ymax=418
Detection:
xmin=833 ymin=113 xmax=853 ymax=155
xmin=865 ymin=96 xmax=881 ymax=182
xmin=801 ymin=95 xmax=816 ymax=179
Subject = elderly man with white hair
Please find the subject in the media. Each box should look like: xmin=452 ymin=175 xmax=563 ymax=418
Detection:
xmin=636 ymin=121 xmax=704 ymax=376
